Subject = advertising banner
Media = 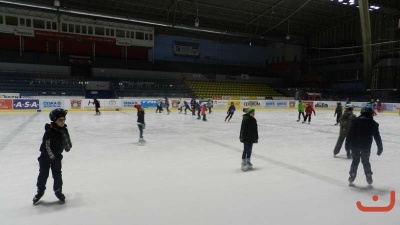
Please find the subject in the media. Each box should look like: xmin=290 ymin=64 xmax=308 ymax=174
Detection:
xmin=104 ymin=99 xmax=121 ymax=108
xmin=274 ymin=100 xmax=289 ymax=108
xmin=313 ymin=101 xmax=342 ymax=109
xmin=70 ymin=99 xmax=82 ymax=109
xmin=121 ymin=99 xmax=139 ymax=108
xmin=241 ymin=100 xmax=265 ymax=108
xmin=39 ymin=99 xmax=64 ymax=109
xmin=140 ymin=100 xmax=158 ymax=108
xmin=213 ymin=100 xmax=228 ymax=108
xmin=173 ymin=42 xmax=200 ymax=57
xmin=14 ymin=27 xmax=35 ymax=37
xmin=0 ymin=99 xmax=13 ymax=110
xmin=13 ymin=99 xmax=39 ymax=110
xmin=1 ymin=93 xmax=20 ymax=98
xmin=82 ymin=99 xmax=104 ymax=109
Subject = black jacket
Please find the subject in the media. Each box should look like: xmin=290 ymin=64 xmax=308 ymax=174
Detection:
xmin=240 ymin=114 xmax=258 ymax=143
xmin=137 ymin=110 xmax=145 ymax=123
xmin=94 ymin=99 xmax=100 ymax=108
xmin=346 ymin=115 xmax=383 ymax=152
xmin=334 ymin=105 xmax=343 ymax=116
xmin=39 ymin=123 xmax=71 ymax=158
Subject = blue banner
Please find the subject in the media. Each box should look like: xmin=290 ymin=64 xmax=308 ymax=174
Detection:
xmin=140 ymin=100 xmax=158 ymax=108
xmin=13 ymin=99 xmax=39 ymax=109
xmin=40 ymin=99 xmax=64 ymax=109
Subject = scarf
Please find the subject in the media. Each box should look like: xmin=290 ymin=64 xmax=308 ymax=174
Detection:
xmin=53 ymin=125 xmax=72 ymax=152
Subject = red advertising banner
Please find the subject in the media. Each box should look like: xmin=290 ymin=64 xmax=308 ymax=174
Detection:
xmin=0 ymin=99 xmax=13 ymax=110
xmin=34 ymin=30 xmax=115 ymax=44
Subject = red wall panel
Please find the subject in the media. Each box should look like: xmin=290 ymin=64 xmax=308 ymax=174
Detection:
xmin=127 ymin=47 xmax=148 ymax=60
xmin=62 ymin=40 xmax=92 ymax=56
xmin=0 ymin=34 xmax=19 ymax=51
xmin=24 ymin=37 xmax=47 ymax=52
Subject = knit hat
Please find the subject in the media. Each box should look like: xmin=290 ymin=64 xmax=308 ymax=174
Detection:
xmin=246 ymin=108 xmax=255 ymax=114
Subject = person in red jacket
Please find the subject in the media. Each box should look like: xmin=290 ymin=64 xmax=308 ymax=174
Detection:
xmin=302 ymin=103 xmax=316 ymax=124
xmin=201 ymin=103 xmax=207 ymax=121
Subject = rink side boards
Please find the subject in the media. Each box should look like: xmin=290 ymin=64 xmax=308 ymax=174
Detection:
xmin=0 ymin=98 xmax=399 ymax=114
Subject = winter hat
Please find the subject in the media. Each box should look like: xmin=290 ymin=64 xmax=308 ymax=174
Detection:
xmin=246 ymin=108 xmax=255 ymax=115
xmin=49 ymin=108 xmax=67 ymax=122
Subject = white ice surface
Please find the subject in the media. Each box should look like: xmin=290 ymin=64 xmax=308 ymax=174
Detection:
xmin=0 ymin=109 xmax=399 ymax=225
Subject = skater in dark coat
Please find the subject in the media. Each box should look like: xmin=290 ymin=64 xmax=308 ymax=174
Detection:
xmin=334 ymin=102 xmax=343 ymax=126
xmin=225 ymin=102 xmax=236 ymax=122
xmin=134 ymin=104 xmax=146 ymax=144
xmin=347 ymin=105 xmax=383 ymax=184
xmin=239 ymin=108 xmax=258 ymax=171
xmin=93 ymin=97 xmax=101 ymax=115
xmin=33 ymin=108 xmax=72 ymax=204
xmin=333 ymin=104 xmax=356 ymax=158
xmin=190 ymin=98 xmax=196 ymax=115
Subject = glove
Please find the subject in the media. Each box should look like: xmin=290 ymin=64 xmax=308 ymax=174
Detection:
xmin=377 ymin=149 xmax=383 ymax=156
xmin=142 ymin=123 xmax=146 ymax=129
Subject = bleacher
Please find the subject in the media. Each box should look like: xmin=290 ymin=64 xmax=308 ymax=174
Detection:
xmin=0 ymin=71 xmax=85 ymax=96
xmin=186 ymin=81 xmax=283 ymax=98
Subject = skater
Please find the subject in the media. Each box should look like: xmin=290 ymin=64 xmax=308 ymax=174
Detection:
xmin=207 ymin=99 xmax=213 ymax=114
xmin=165 ymin=97 xmax=171 ymax=115
xmin=33 ymin=108 xmax=72 ymax=204
xmin=201 ymin=102 xmax=207 ymax=121
xmin=297 ymin=100 xmax=305 ymax=122
xmin=134 ymin=104 xmax=146 ymax=145
xmin=239 ymin=108 xmax=258 ymax=171
xmin=190 ymin=98 xmax=196 ymax=115
xmin=196 ymin=101 xmax=201 ymax=120
xmin=347 ymin=105 xmax=383 ymax=184
xmin=302 ymin=103 xmax=316 ymax=124
xmin=183 ymin=101 xmax=192 ymax=114
xmin=369 ymin=99 xmax=377 ymax=116
xmin=93 ymin=97 xmax=101 ymax=115
xmin=334 ymin=102 xmax=343 ymax=126
xmin=376 ymin=99 xmax=382 ymax=113
xmin=177 ymin=101 xmax=183 ymax=114
xmin=225 ymin=102 xmax=236 ymax=122
xmin=333 ymin=104 xmax=356 ymax=158
xmin=155 ymin=99 xmax=163 ymax=113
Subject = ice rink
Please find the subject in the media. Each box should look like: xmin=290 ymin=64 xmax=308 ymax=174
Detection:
xmin=1 ymin=108 xmax=399 ymax=225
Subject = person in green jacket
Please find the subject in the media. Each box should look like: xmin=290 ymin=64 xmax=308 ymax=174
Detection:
xmin=296 ymin=100 xmax=305 ymax=122
xmin=333 ymin=104 xmax=356 ymax=158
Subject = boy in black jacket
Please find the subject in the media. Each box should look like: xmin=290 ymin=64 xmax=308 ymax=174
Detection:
xmin=347 ymin=105 xmax=383 ymax=184
xmin=239 ymin=108 xmax=258 ymax=171
xmin=334 ymin=102 xmax=343 ymax=126
xmin=33 ymin=108 xmax=72 ymax=204
xmin=135 ymin=104 xmax=146 ymax=145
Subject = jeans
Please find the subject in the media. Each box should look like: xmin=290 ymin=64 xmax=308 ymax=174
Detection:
xmin=138 ymin=124 xmax=144 ymax=138
xmin=36 ymin=154 xmax=63 ymax=191
xmin=349 ymin=149 xmax=372 ymax=176
xmin=242 ymin=142 xmax=253 ymax=159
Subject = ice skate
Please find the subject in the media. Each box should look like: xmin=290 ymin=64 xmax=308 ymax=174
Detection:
xmin=33 ymin=190 xmax=44 ymax=205
xmin=302 ymin=121 xmax=305 ymax=123
xmin=348 ymin=174 xmax=356 ymax=184
xmin=366 ymin=175 xmax=373 ymax=185
xmin=246 ymin=158 xmax=253 ymax=169
xmin=296 ymin=119 xmax=300 ymax=122
xmin=54 ymin=189 xmax=65 ymax=202
xmin=138 ymin=138 xmax=146 ymax=146
xmin=308 ymin=122 xmax=310 ymax=124
xmin=241 ymin=159 xmax=248 ymax=171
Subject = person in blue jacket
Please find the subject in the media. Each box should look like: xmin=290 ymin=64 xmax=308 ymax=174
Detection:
xmin=225 ymin=102 xmax=236 ymax=122
xmin=347 ymin=105 xmax=383 ymax=185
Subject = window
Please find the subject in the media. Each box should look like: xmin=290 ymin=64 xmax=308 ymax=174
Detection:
xmin=52 ymin=22 xmax=57 ymax=30
xmin=126 ymin=31 xmax=129 ymax=38
xmin=95 ymin=27 xmax=104 ymax=35
xmin=62 ymin=23 xmax=67 ymax=32
xmin=82 ymin=25 xmax=87 ymax=34
xmin=33 ymin=19 xmax=45 ymax=29
xmin=110 ymin=29 xmax=114 ymax=36
xmin=145 ymin=33 xmax=149 ymax=40
xmin=294 ymin=55 xmax=298 ymax=62
xmin=19 ymin=18 xmax=25 ymax=26
xmin=0 ymin=15 xmax=3 ymax=24
xmin=116 ymin=29 xmax=125 ymax=38
xmin=5 ymin=16 xmax=18 ymax=26
xmin=68 ymin=24 xmax=74 ymax=33
xmin=88 ymin=26 xmax=93 ymax=35
xmin=130 ymin=31 xmax=135 ymax=39
xmin=136 ymin=32 xmax=144 ymax=40
xmin=26 ymin=19 xmax=31 ymax=27
xmin=46 ymin=21 xmax=51 ymax=30
xmin=149 ymin=33 xmax=153 ymax=41
xmin=106 ymin=28 xmax=110 ymax=36
xmin=75 ymin=24 xmax=81 ymax=33
xmin=276 ymin=57 xmax=280 ymax=63
xmin=272 ymin=57 xmax=274 ymax=63
xmin=282 ymin=56 xmax=285 ymax=62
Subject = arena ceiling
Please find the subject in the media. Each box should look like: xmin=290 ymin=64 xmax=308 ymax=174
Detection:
xmin=5 ymin=0 xmax=400 ymax=46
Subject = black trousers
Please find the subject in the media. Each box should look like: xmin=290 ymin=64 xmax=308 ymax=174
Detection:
xmin=349 ymin=149 xmax=372 ymax=176
xmin=36 ymin=154 xmax=63 ymax=192
xmin=336 ymin=113 xmax=342 ymax=124
xmin=298 ymin=111 xmax=305 ymax=120
xmin=225 ymin=112 xmax=234 ymax=121
xmin=95 ymin=107 xmax=100 ymax=114
xmin=138 ymin=124 xmax=144 ymax=138
xmin=304 ymin=114 xmax=312 ymax=122
xmin=333 ymin=136 xmax=351 ymax=155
